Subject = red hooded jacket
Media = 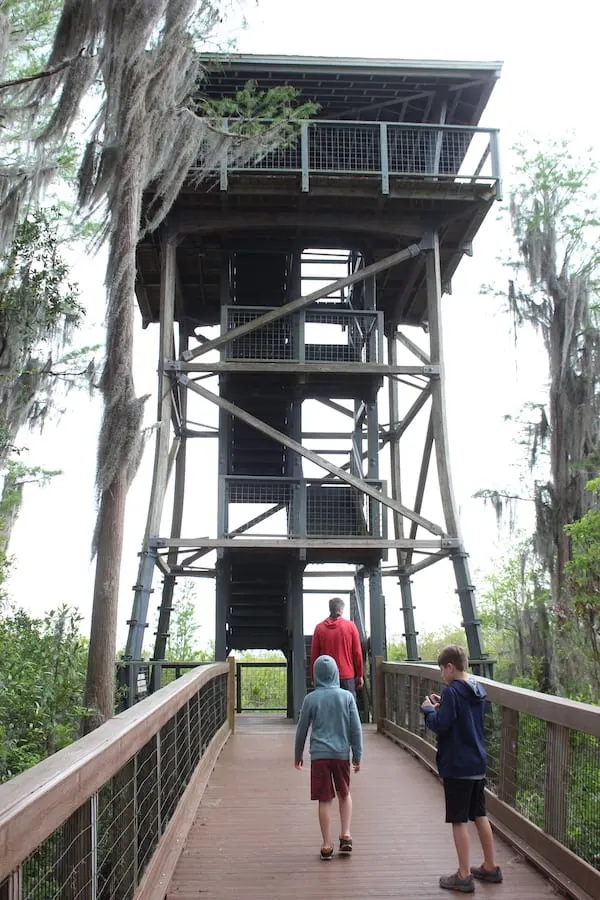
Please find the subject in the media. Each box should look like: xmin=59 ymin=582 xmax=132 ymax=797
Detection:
xmin=310 ymin=616 xmax=364 ymax=682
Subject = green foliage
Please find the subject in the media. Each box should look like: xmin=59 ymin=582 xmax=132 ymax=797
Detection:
xmin=199 ymin=79 xmax=320 ymax=142
xmin=0 ymin=0 xmax=65 ymax=80
xmin=387 ymin=625 xmax=467 ymax=663
xmin=0 ymin=605 xmax=89 ymax=781
xmin=564 ymin=479 xmax=600 ymax=684
xmin=0 ymin=207 xmax=82 ymax=349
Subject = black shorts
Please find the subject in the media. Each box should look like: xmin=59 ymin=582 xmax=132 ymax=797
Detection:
xmin=443 ymin=778 xmax=487 ymax=823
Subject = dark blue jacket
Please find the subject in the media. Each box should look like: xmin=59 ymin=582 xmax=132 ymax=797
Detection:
xmin=422 ymin=678 xmax=487 ymax=778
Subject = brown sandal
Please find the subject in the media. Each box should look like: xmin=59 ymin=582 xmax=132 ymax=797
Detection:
xmin=320 ymin=846 xmax=334 ymax=860
xmin=339 ymin=836 xmax=353 ymax=853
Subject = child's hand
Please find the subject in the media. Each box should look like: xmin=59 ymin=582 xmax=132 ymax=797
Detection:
xmin=430 ymin=693 xmax=441 ymax=706
xmin=294 ymin=760 xmax=303 ymax=770
xmin=353 ymin=761 xmax=361 ymax=772
xmin=421 ymin=695 xmax=436 ymax=710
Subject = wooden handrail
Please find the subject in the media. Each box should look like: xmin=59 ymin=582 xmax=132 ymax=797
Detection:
xmin=380 ymin=662 xmax=600 ymax=737
xmin=0 ymin=662 xmax=228 ymax=882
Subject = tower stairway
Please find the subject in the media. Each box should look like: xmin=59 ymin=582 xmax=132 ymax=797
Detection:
xmin=226 ymin=559 xmax=288 ymax=652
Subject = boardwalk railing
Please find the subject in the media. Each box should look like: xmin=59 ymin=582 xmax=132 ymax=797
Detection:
xmin=377 ymin=661 xmax=600 ymax=900
xmin=0 ymin=660 xmax=234 ymax=900
xmin=235 ymin=662 xmax=287 ymax=713
xmin=209 ymin=119 xmax=502 ymax=198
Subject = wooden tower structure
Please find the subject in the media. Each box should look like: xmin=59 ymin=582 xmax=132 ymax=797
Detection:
xmin=125 ymin=54 xmax=502 ymax=716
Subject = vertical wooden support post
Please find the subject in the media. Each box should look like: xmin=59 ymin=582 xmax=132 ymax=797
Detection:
xmin=1 ymin=869 xmax=22 ymax=900
xmin=301 ymin=122 xmax=309 ymax=192
xmin=291 ymin=561 xmax=306 ymax=721
xmin=152 ymin=326 xmax=190 ymax=675
xmin=424 ymin=230 xmax=459 ymax=538
xmin=499 ymin=706 xmax=519 ymax=806
xmin=424 ymin=229 xmax=486 ymax=663
xmin=215 ymin=557 xmax=229 ymax=661
xmin=379 ymin=123 xmax=389 ymax=194
xmin=219 ymin=118 xmax=228 ymax=191
xmin=228 ymin=655 xmax=236 ymax=733
xmin=489 ymin=129 xmax=503 ymax=201
xmin=375 ymin=656 xmax=385 ymax=730
xmin=388 ymin=331 xmax=419 ymax=660
xmin=544 ymin=723 xmax=570 ymax=842
xmin=126 ymin=226 xmax=178 ymax=662
xmin=236 ymin=662 xmax=243 ymax=714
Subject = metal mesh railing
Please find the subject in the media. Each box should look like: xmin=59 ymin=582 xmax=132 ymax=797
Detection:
xmin=225 ymin=307 xmax=295 ymax=360
xmin=0 ymin=666 xmax=230 ymax=900
xmin=235 ymin=662 xmax=287 ymax=712
xmin=380 ymin=663 xmax=600 ymax=874
xmin=216 ymin=119 xmax=501 ymax=192
xmin=305 ymin=309 xmax=379 ymax=363
xmin=224 ymin=306 xmax=380 ymax=363
xmin=309 ymin=123 xmax=381 ymax=173
xmin=223 ymin=477 xmax=385 ymax=539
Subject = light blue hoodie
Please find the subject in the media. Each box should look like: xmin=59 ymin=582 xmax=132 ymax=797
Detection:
xmin=294 ymin=655 xmax=363 ymax=763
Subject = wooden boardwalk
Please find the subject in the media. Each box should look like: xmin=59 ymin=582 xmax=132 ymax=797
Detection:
xmin=168 ymin=717 xmax=556 ymax=899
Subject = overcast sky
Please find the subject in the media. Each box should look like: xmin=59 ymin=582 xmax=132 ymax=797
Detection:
xmin=6 ymin=0 xmax=598 ymax=653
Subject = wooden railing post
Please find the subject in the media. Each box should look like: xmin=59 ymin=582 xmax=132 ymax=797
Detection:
xmin=0 ymin=869 xmax=22 ymax=900
xmin=375 ymin=656 xmax=385 ymax=730
xmin=228 ymin=655 xmax=236 ymax=733
xmin=499 ymin=706 xmax=518 ymax=805
xmin=544 ymin=723 xmax=570 ymax=842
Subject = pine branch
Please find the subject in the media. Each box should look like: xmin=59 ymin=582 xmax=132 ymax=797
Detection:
xmin=0 ymin=48 xmax=86 ymax=93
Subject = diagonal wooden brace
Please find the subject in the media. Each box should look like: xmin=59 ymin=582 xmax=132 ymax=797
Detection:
xmin=180 ymin=376 xmax=446 ymax=537
xmin=181 ymin=243 xmax=422 ymax=361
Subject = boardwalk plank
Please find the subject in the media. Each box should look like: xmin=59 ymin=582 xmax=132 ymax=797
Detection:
xmin=168 ymin=717 xmax=556 ymax=899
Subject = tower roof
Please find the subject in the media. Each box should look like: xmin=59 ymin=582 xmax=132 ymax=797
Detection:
xmin=198 ymin=53 xmax=502 ymax=125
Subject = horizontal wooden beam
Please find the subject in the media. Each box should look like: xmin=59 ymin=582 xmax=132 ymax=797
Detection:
xmin=168 ymin=361 xmax=438 ymax=376
xmin=154 ymin=537 xmax=459 ymax=550
xmin=182 ymin=244 xmax=422 ymax=361
xmin=180 ymin=377 xmax=445 ymax=536
xmin=177 ymin=209 xmax=425 ymax=239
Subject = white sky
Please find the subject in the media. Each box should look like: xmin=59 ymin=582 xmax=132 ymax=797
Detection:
xmin=6 ymin=0 xmax=599 ymax=653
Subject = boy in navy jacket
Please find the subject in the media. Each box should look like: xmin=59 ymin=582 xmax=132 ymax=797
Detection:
xmin=422 ymin=645 xmax=502 ymax=893
xmin=295 ymin=655 xmax=362 ymax=860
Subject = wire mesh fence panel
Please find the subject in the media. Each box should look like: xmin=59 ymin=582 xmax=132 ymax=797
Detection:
xmin=0 ymin=667 xmax=230 ymax=900
xmin=230 ymin=134 xmax=301 ymax=171
xmin=309 ymin=123 xmax=381 ymax=173
xmin=515 ymin=713 xmax=547 ymax=829
xmin=387 ymin=127 xmax=473 ymax=177
xmin=236 ymin=663 xmax=287 ymax=712
xmin=226 ymin=478 xmax=297 ymax=538
xmin=565 ymin=731 xmax=600 ymax=867
xmin=210 ymin=119 xmax=500 ymax=187
xmin=225 ymin=308 xmax=297 ymax=360
xmin=304 ymin=310 xmax=378 ymax=363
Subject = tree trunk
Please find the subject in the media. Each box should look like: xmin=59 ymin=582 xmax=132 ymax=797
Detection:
xmin=83 ymin=473 xmax=127 ymax=733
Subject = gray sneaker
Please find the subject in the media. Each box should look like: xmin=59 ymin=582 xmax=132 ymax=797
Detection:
xmin=471 ymin=864 xmax=503 ymax=883
xmin=439 ymin=872 xmax=475 ymax=893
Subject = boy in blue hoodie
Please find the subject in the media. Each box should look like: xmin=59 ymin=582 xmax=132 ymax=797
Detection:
xmin=294 ymin=655 xmax=363 ymax=860
xmin=422 ymin=645 xmax=502 ymax=893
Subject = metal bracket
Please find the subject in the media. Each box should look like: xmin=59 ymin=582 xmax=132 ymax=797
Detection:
xmin=423 ymin=364 xmax=440 ymax=378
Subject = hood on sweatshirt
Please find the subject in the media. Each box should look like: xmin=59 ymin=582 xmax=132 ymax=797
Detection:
xmin=323 ymin=616 xmax=343 ymax=628
xmin=451 ymin=677 xmax=486 ymax=703
xmin=314 ymin=655 xmax=340 ymax=688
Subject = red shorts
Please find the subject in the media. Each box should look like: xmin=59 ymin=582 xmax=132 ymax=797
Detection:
xmin=310 ymin=759 xmax=351 ymax=801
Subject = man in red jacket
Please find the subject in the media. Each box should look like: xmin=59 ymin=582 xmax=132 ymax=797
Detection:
xmin=310 ymin=597 xmax=364 ymax=698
